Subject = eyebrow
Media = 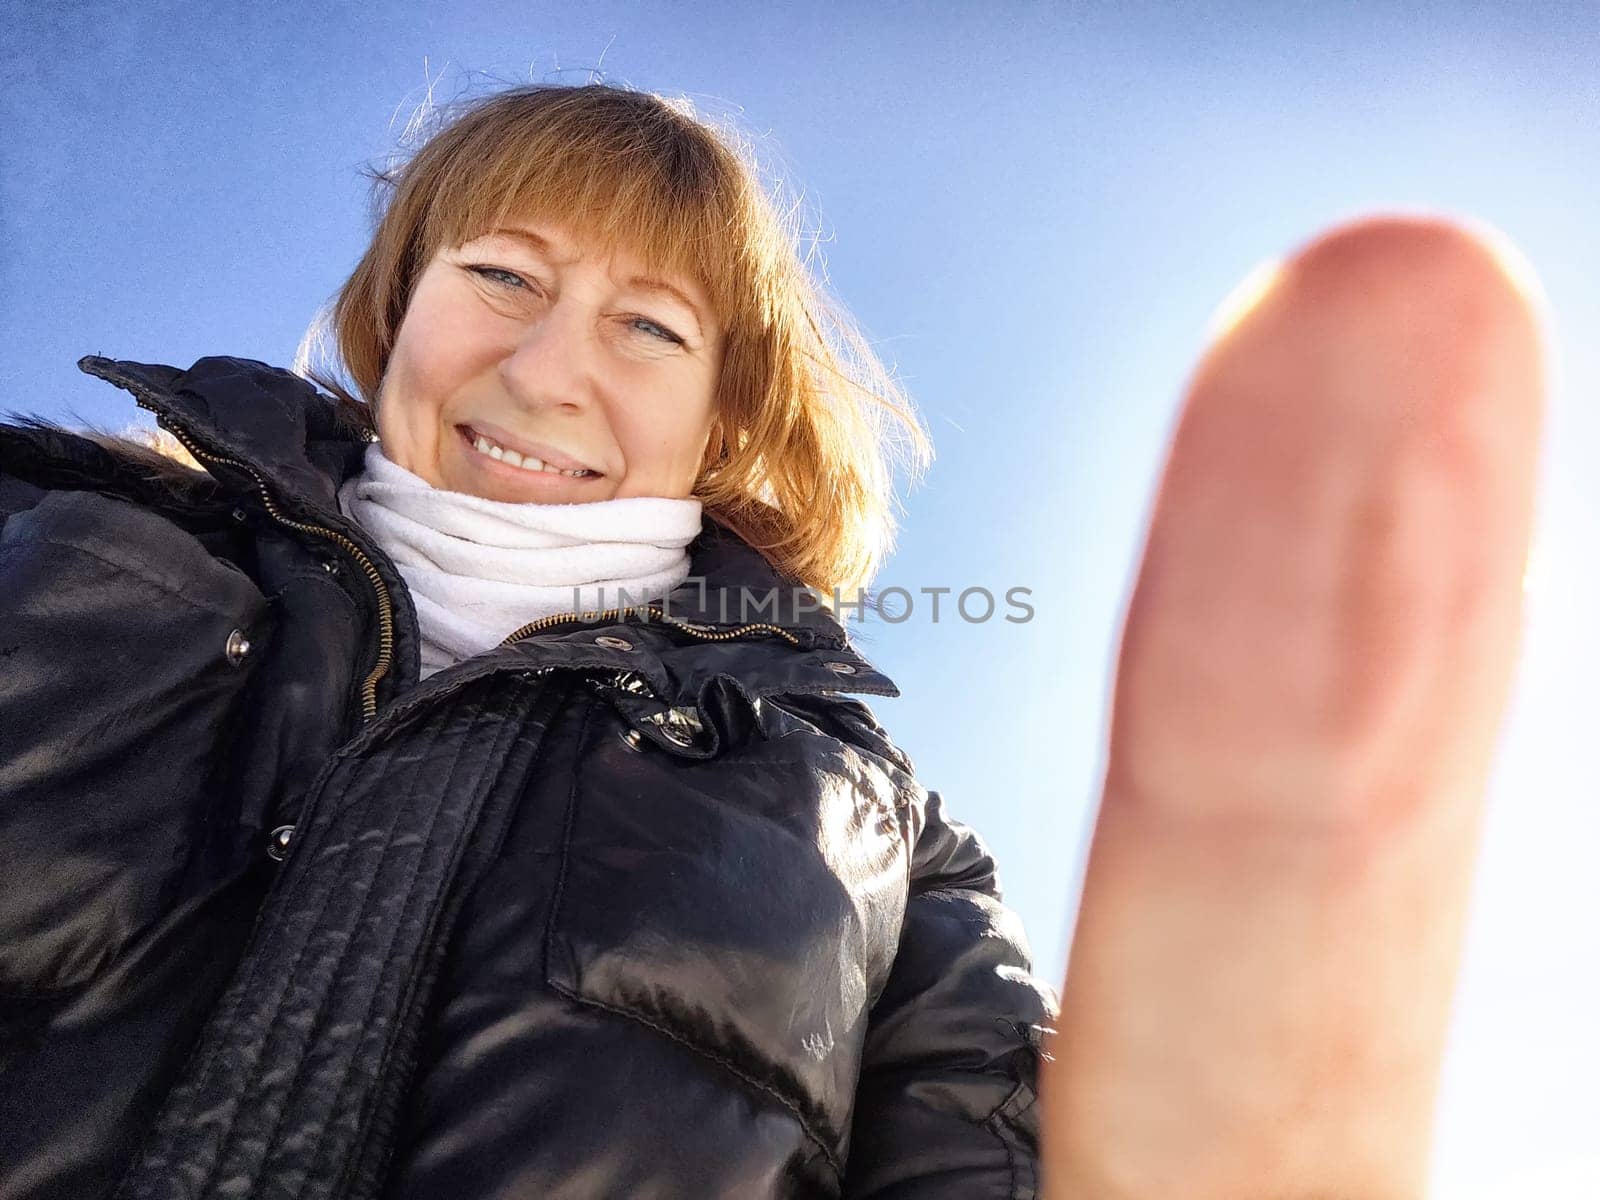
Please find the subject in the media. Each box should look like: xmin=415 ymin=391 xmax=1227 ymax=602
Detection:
xmin=483 ymin=227 xmax=710 ymax=336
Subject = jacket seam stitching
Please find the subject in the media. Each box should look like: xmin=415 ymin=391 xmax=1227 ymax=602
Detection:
xmin=987 ymin=1111 xmax=1024 ymax=1200
xmin=341 ymin=678 xmax=567 ymax=1199
xmin=545 ymin=978 xmax=845 ymax=1181
xmin=185 ymin=741 xmax=413 ymax=1095
xmin=998 ymin=1113 xmax=1017 ymax=1194
xmin=279 ymin=709 xmax=492 ymax=1198
xmin=302 ymin=687 xmax=528 ymax=1195
xmin=186 ymin=708 xmax=471 ymax=1195
xmin=985 ymin=1081 xmax=1039 ymax=1200
xmin=0 ymin=536 xmax=258 ymax=620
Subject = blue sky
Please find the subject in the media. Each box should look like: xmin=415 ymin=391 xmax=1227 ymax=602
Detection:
xmin=4 ymin=3 xmax=1597 ymax=1193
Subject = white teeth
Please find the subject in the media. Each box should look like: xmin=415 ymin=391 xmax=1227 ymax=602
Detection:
xmin=470 ymin=429 xmax=594 ymax=477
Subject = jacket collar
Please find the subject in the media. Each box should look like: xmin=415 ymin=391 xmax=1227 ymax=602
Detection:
xmin=75 ymin=355 xmax=896 ymax=684
xmin=77 ymin=354 xmax=368 ymax=520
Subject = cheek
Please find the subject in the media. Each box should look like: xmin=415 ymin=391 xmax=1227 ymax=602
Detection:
xmin=620 ymin=395 xmax=717 ymax=491
xmin=373 ymin=352 xmax=439 ymax=475
xmin=383 ymin=269 xmax=492 ymax=407
xmin=376 ymin=300 xmax=481 ymax=468
xmin=387 ymin=320 xmax=463 ymax=418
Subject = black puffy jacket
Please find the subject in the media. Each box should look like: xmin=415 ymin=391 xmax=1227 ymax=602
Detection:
xmin=0 ymin=355 xmax=1057 ymax=1200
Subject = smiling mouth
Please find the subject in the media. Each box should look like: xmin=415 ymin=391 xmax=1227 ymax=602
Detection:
xmin=459 ymin=426 xmax=602 ymax=478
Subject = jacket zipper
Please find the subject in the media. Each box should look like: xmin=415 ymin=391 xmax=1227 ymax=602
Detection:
xmin=123 ymin=391 xmax=395 ymax=722
xmin=499 ymin=605 xmax=802 ymax=648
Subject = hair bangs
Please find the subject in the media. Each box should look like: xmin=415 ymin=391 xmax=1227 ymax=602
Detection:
xmin=416 ymin=100 xmax=759 ymax=336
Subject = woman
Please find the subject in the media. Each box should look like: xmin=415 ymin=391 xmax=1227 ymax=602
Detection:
xmin=0 ymin=84 xmax=1055 ymax=1198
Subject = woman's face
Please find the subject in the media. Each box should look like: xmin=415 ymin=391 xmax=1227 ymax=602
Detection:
xmin=375 ymin=220 xmax=724 ymax=504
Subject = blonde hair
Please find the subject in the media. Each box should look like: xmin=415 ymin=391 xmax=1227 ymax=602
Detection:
xmin=297 ymin=83 xmax=930 ymax=596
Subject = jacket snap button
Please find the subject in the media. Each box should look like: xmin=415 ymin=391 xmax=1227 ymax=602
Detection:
xmin=823 ymin=660 xmax=857 ymax=675
xmin=643 ymin=706 xmax=702 ymax=747
xmin=267 ymin=824 xmax=295 ymax=861
xmin=614 ymin=670 xmax=653 ymax=696
xmin=594 ymin=635 xmax=634 ymax=652
xmin=225 ymin=629 xmax=252 ymax=665
xmin=619 ymin=728 xmax=645 ymax=752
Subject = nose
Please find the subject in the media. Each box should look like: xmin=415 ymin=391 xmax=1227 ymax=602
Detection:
xmin=496 ymin=296 xmax=596 ymax=414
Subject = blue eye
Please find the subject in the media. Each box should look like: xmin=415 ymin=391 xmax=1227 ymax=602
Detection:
xmin=632 ymin=317 xmax=685 ymax=346
xmin=467 ymin=265 xmax=530 ymax=290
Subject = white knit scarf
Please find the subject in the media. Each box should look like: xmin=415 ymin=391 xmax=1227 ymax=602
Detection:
xmin=338 ymin=444 xmax=703 ymax=678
